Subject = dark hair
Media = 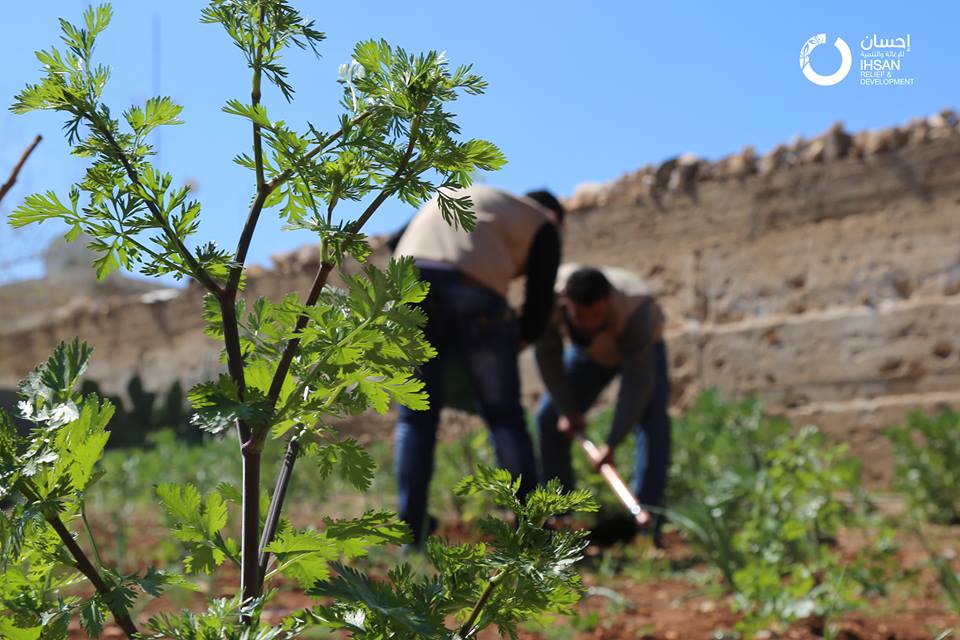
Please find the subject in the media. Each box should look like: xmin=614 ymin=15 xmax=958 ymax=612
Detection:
xmin=564 ymin=267 xmax=612 ymax=306
xmin=525 ymin=189 xmax=565 ymax=224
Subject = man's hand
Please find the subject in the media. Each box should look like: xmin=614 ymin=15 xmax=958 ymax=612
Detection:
xmin=557 ymin=412 xmax=585 ymax=440
xmin=591 ymin=443 xmax=615 ymax=471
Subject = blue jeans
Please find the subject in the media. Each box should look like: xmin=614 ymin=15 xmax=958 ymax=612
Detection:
xmin=395 ymin=268 xmax=538 ymax=544
xmin=535 ymin=342 xmax=672 ymax=510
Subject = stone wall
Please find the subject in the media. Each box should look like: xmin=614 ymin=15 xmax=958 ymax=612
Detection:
xmin=2 ymin=112 xmax=959 ymax=484
xmin=0 ymin=242 xmax=389 ymax=399
xmin=537 ymin=111 xmax=960 ymax=484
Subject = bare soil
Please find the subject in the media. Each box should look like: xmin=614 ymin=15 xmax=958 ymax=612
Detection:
xmin=67 ymin=509 xmax=959 ymax=639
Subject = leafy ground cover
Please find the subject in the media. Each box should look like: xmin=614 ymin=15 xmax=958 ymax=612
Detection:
xmin=47 ymin=396 xmax=960 ymax=639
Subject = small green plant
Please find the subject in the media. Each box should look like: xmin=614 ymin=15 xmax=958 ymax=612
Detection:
xmin=1 ymin=3 xmax=596 ymax=638
xmin=665 ymin=392 xmax=885 ymax=636
xmin=914 ymin=527 xmax=960 ymax=615
xmin=668 ymin=390 xmax=791 ymax=511
xmin=886 ymin=409 xmax=960 ymax=524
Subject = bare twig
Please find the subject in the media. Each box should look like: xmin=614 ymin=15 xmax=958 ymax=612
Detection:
xmin=0 ymin=134 xmax=42 ymax=203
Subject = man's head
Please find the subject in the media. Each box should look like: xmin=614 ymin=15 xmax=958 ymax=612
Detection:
xmin=525 ymin=189 xmax=565 ymax=225
xmin=562 ymin=267 xmax=613 ymax=339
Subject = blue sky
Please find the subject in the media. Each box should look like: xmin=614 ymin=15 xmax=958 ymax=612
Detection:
xmin=1 ymin=1 xmax=956 ymax=284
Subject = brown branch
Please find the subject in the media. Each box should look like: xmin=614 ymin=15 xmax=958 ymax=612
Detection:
xmin=239 ymin=7 xmax=268 ymax=608
xmin=266 ymin=260 xmax=334 ymax=406
xmin=227 ymin=6 xmax=268 ymax=296
xmin=240 ymin=447 xmax=262 ymax=603
xmin=251 ymin=7 xmax=266 ymax=193
xmin=0 ymin=134 xmax=42 ymax=203
xmin=226 ymin=189 xmax=269 ymax=294
xmin=219 ymin=295 xmax=253 ymax=444
xmin=47 ymin=515 xmax=139 ymax=638
xmin=257 ymin=434 xmax=300 ymax=581
xmin=256 ymin=119 xmax=423 ymax=571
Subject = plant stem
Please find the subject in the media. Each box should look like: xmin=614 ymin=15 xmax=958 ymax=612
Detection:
xmin=227 ymin=188 xmax=271 ymax=294
xmin=219 ymin=295 xmax=252 ymax=444
xmin=251 ymin=6 xmax=266 ymax=192
xmin=266 ymin=260 xmax=334 ymax=406
xmin=226 ymin=7 xmax=268 ymax=296
xmin=264 ymin=111 xmax=372 ymax=193
xmin=240 ymin=445 xmax=262 ymax=603
xmin=235 ymin=14 xmax=266 ymax=582
xmin=94 ymin=120 xmax=222 ymax=295
xmin=121 ymin=233 xmax=184 ymax=277
xmin=0 ymin=134 xmax=41 ymax=203
xmin=349 ymin=116 xmax=420 ymax=233
xmin=459 ymin=571 xmax=504 ymax=638
xmin=80 ymin=502 xmax=105 ymax=570
xmin=267 ymin=117 xmax=420 ymax=412
xmin=228 ymin=112 xmax=372 ymax=296
xmin=256 ymin=121 xmax=422 ymax=570
xmin=47 ymin=515 xmax=139 ymax=638
xmin=257 ymin=434 xmax=301 ymax=581
xmin=277 ymin=318 xmax=372 ymax=420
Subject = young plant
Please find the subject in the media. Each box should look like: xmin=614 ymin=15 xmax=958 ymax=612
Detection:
xmin=664 ymin=392 xmax=885 ymax=635
xmin=886 ymin=409 xmax=960 ymax=524
xmin=2 ymin=3 xmax=594 ymax=637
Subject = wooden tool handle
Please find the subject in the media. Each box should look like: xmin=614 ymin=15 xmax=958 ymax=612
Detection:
xmin=576 ymin=434 xmax=650 ymax=527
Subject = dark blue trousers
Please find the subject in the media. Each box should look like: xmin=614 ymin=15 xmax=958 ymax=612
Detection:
xmin=395 ymin=268 xmax=538 ymax=544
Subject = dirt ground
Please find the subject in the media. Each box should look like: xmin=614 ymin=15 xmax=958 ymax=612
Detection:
xmin=66 ymin=508 xmax=960 ymax=640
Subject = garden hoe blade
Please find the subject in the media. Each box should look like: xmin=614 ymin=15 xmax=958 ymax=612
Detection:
xmin=575 ymin=433 xmax=650 ymax=527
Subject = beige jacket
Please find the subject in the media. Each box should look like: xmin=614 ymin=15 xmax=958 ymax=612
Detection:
xmin=394 ymin=184 xmax=555 ymax=296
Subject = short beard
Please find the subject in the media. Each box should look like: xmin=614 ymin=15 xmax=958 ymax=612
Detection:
xmin=562 ymin=308 xmax=605 ymax=347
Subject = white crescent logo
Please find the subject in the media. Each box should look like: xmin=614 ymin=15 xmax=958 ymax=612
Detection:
xmin=800 ymin=33 xmax=852 ymax=86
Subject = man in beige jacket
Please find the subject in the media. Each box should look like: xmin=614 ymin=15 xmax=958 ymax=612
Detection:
xmin=393 ymin=184 xmax=564 ymax=546
xmin=535 ymin=264 xmax=671 ymax=539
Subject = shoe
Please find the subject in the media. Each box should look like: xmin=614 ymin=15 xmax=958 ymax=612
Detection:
xmin=403 ymin=515 xmax=441 ymax=554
